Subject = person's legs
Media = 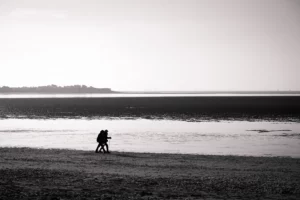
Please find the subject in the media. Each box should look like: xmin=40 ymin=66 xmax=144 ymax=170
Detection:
xmin=105 ymin=143 xmax=109 ymax=153
xmin=100 ymin=144 xmax=106 ymax=153
xmin=95 ymin=143 xmax=101 ymax=153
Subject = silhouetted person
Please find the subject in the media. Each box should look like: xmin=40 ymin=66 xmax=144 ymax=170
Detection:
xmin=103 ymin=130 xmax=111 ymax=153
xmin=95 ymin=130 xmax=105 ymax=153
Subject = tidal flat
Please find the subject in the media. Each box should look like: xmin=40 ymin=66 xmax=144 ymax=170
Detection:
xmin=1 ymin=96 xmax=300 ymax=121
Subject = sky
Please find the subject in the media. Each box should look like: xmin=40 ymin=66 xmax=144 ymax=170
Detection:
xmin=0 ymin=0 xmax=300 ymax=91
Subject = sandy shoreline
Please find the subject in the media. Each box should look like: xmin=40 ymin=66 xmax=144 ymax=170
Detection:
xmin=0 ymin=148 xmax=300 ymax=199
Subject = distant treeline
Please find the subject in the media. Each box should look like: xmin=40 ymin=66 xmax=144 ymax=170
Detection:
xmin=0 ymin=85 xmax=116 ymax=94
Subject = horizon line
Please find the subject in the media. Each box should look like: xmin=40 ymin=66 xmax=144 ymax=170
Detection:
xmin=1 ymin=85 xmax=300 ymax=93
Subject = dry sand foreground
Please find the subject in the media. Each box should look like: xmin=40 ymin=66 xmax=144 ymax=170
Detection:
xmin=0 ymin=148 xmax=300 ymax=199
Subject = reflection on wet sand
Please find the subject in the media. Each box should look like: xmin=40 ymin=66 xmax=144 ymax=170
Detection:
xmin=0 ymin=119 xmax=299 ymax=157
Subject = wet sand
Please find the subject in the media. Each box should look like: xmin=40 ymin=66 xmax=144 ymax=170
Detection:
xmin=1 ymin=96 xmax=300 ymax=121
xmin=0 ymin=148 xmax=300 ymax=199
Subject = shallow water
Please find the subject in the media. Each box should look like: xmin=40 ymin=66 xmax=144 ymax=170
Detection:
xmin=0 ymin=119 xmax=299 ymax=157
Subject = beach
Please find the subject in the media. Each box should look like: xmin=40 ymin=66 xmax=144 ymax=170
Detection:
xmin=1 ymin=147 xmax=300 ymax=199
xmin=1 ymin=96 xmax=300 ymax=199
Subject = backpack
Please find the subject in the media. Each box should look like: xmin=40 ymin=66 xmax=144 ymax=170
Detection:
xmin=97 ymin=132 xmax=103 ymax=143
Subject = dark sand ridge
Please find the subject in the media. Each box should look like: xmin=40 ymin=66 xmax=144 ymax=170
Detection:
xmin=1 ymin=96 xmax=300 ymax=121
xmin=0 ymin=148 xmax=300 ymax=199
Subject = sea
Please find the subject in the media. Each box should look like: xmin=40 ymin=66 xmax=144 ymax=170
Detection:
xmin=0 ymin=93 xmax=300 ymax=157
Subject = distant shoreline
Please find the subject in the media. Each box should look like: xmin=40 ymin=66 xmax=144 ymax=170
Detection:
xmin=1 ymin=85 xmax=300 ymax=94
xmin=0 ymin=85 xmax=118 ymax=94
